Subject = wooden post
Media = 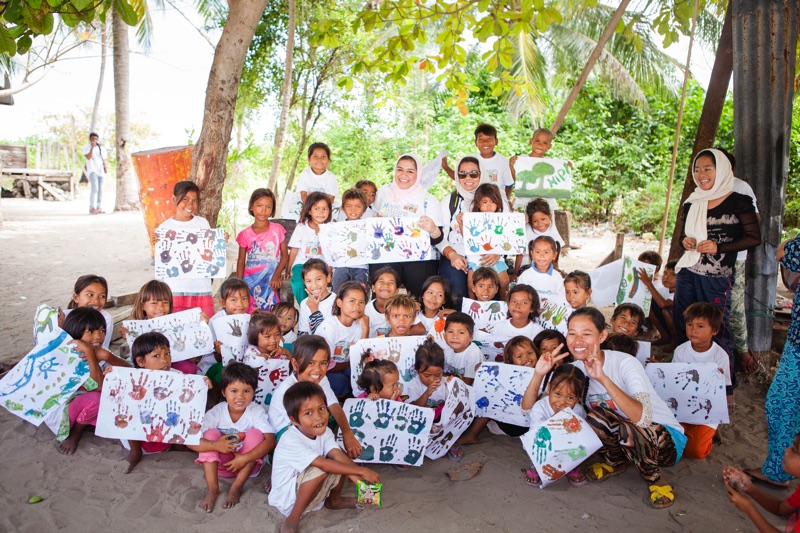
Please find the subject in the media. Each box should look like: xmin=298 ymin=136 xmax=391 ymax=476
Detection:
xmin=598 ymin=232 xmax=625 ymax=268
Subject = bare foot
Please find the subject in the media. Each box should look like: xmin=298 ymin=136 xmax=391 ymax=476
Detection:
xmin=281 ymin=517 xmax=299 ymax=533
xmin=57 ymin=432 xmax=82 ymax=455
xmin=125 ymin=447 xmax=142 ymax=474
xmin=223 ymin=484 xmax=243 ymax=509
xmin=325 ymin=495 xmax=356 ymax=510
xmin=199 ymin=487 xmax=220 ymax=513
xmin=457 ymin=436 xmax=479 ymax=446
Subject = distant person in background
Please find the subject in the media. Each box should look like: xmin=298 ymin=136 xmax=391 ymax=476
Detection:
xmin=82 ymin=132 xmax=107 ymax=215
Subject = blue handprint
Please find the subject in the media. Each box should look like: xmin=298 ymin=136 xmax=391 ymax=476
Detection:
xmin=379 ymin=434 xmax=397 ymax=462
xmin=164 ymin=400 xmax=180 ymax=427
xmin=403 ymin=437 xmax=423 ymax=464
xmin=349 ymin=400 xmax=367 ymax=428
xmin=407 ymin=410 xmax=427 ymax=435
xmin=476 ymin=396 xmax=490 ymax=409
xmin=138 ymin=399 xmax=155 ymax=425
xmin=374 ymin=404 xmax=397 ymax=429
xmin=360 ymin=443 xmax=375 ymax=461
xmin=372 ymin=223 xmax=384 ymax=239
xmin=467 ymin=219 xmax=482 ymax=237
xmin=394 ymin=412 xmax=408 ymax=431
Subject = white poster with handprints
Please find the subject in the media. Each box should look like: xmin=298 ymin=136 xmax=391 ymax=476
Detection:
xmin=462 ymin=213 xmax=527 ymax=256
xmin=349 ymin=336 xmax=426 ymax=393
xmin=32 ymin=304 xmax=61 ymax=346
xmin=319 ymin=218 xmax=432 ymax=267
xmin=535 ymin=297 xmax=572 ymax=335
xmin=462 ymin=298 xmax=508 ymax=331
xmin=521 ymin=408 xmax=602 ymax=488
xmin=155 ymin=227 xmax=227 ymax=279
xmin=473 ymin=329 xmax=506 ymax=362
xmin=251 ymin=358 xmax=290 ymax=408
xmin=645 ymin=362 xmax=729 ymax=425
xmin=211 ymin=313 xmax=250 ymax=365
xmin=473 ymin=362 xmax=534 ymax=426
xmin=280 ymin=190 xmax=304 ymax=221
xmin=339 ymin=398 xmax=434 ymax=466
xmin=123 ymin=309 xmax=214 ymax=362
xmin=589 ymin=257 xmax=656 ymax=314
xmin=425 ymin=378 xmax=475 ymax=460
xmin=96 ymin=368 xmax=207 ymax=445
xmin=0 ymin=330 xmax=91 ymax=425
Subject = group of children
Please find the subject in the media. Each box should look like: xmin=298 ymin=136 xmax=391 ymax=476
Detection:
xmin=30 ymin=126 xmax=789 ymax=533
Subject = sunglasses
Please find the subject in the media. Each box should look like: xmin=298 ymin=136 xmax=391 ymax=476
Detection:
xmin=457 ymin=170 xmax=481 ymax=178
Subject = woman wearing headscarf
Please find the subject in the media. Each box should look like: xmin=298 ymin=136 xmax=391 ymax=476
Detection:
xmin=370 ymin=154 xmax=444 ymax=298
xmin=673 ymin=148 xmax=761 ymax=384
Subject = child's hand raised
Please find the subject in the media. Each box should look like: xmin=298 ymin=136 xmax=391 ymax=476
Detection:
xmin=584 ymin=356 xmax=607 ymax=382
xmin=637 ymin=268 xmax=654 ymax=286
xmin=120 ymin=325 xmax=128 ymax=340
xmin=534 ymin=344 xmax=569 ymax=376
xmin=57 ymin=307 xmax=65 ymax=329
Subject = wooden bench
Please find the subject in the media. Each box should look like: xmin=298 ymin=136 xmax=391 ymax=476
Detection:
xmin=0 ymin=144 xmax=76 ymax=201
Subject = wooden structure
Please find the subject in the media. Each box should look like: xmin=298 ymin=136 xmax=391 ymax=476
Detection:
xmin=0 ymin=143 xmax=77 ymax=201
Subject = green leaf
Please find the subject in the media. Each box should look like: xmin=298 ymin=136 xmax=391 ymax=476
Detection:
xmin=46 ymin=0 xmax=62 ymax=7
xmin=28 ymin=0 xmax=42 ymax=10
xmin=16 ymin=34 xmax=32 ymax=54
xmin=113 ymin=0 xmax=139 ymax=26
xmin=6 ymin=0 xmax=24 ymax=23
xmin=41 ymin=12 xmax=54 ymax=35
xmin=0 ymin=25 xmax=17 ymax=55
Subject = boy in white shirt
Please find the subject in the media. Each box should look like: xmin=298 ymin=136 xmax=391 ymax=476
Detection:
xmin=269 ymin=382 xmax=379 ymax=532
xmin=443 ymin=123 xmax=515 ymax=204
xmin=671 ymin=302 xmax=732 ymax=459
xmin=439 ymin=312 xmax=482 ymax=385
xmin=296 ymin=142 xmax=340 ymax=207
xmin=332 ymin=189 xmax=370 ymax=294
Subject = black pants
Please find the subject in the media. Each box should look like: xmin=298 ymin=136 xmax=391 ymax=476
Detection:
xmin=369 ymin=260 xmax=440 ymax=299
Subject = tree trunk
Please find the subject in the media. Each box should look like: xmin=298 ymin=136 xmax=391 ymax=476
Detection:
xmin=550 ymin=0 xmax=631 ymax=136
xmin=266 ymin=0 xmax=296 ymax=194
xmin=667 ymin=6 xmax=733 ymax=263
xmin=90 ymin=23 xmax=108 ymax=134
xmin=193 ymin=0 xmax=269 ymax=226
xmin=112 ymin=8 xmax=139 ymax=211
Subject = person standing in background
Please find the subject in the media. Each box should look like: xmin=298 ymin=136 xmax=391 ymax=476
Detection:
xmin=83 ymin=132 xmax=107 ymax=214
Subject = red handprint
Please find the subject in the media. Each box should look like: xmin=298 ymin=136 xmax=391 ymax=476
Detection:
xmin=269 ymin=366 xmax=288 ymax=386
xmin=144 ymin=418 xmax=171 ymax=442
xmin=114 ymin=404 xmax=133 ymax=428
xmin=187 ymin=409 xmax=202 ymax=435
xmin=153 ymin=376 xmax=175 ymax=400
xmin=198 ymin=248 xmax=213 ymax=262
xmin=179 ymin=386 xmax=196 ymax=403
xmin=129 ymin=373 xmax=149 ymax=401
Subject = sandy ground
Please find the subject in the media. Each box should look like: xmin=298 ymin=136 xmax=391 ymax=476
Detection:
xmin=0 ymin=194 xmax=792 ymax=532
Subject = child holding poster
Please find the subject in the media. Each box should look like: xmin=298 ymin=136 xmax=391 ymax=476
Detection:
xmin=190 ymin=363 xmax=276 ymax=513
xmin=241 ymin=312 xmax=291 ymax=365
xmin=236 ymin=188 xmax=288 ymax=312
xmin=287 ymin=192 xmax=332 ymax=305
xmin=356 ymin=353 xmax=401 ymax=401
xmin=410 ymin=276 xmax=454 ymax=336
xmin=331 ymin=188 xmax=370 ymax=293
xmin=270 ymin=382 xmax=380 ymax=532
xmin=466 ymin=183 xmax=512 ymax=299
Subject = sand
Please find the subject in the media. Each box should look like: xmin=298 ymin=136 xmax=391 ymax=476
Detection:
xmin=0 ymin=194 xmax=792 ymax=532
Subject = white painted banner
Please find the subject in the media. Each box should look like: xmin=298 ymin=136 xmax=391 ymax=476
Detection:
xmin=645 ymin=362 xmax=729 ymax=425
xmin=155 ymin=227 xmax=227 ymax=279
xmin=123 ymin=308 xmax=214 ymax=362
xmin=473 ymin=362 xmax=534 ymax=426
xmin=320 ymin=217 xmax=432 ymax=267
xmin=462 ymin=213 xmax=527 ymax=256
xmin=425 ymin=378 xmax=475 ymax=460
xmin=349 ymin=336 xmax=426 ymax=393
xmin=513 ymin=156 xmax=572 ymax=199
xmin=211 ymin=313 xmax=250 ymax=365
xmin=589 ymin=257 xmax=657 ymax=314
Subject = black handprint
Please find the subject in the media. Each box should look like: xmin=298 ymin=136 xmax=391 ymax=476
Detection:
xmin=349 ymin=400 xmax=367 ymax=428
xmin=407 ymin=409 xmax=427 ymax=435
xmin=179 ymin=251 xmax=193 ymax=273
xmin=403 ymin=437 xmax=423 ymax=464
xmin=379 ymin=434 xmax=397 ymax=462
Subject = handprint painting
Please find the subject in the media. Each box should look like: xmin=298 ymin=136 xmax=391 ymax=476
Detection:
xmin=339 ymin=398 xmax=434 ymax=466
xmin=349 ymin=336 xmax=426 ymax=393
xmin=253 ymin=359 xmax=290 ymax=407
xmin=123 ymin=309 xmax=214 ymax=362
xmin=462 ymin=213 xmax=527 ymax=256
xmin=645 ymin=363 xmax=729 ymax=425
xmin=319 ymin=217 xmax=432 ymax=268
xmin=473 ymin=362 xmax=534 ymax=426
xmin=521 ymin=407 xmax=602 ymax=488
xmin=0 ymin=329 xmax=92 ymax=424
xmin=96 ymin=368 xmax=208 ymax=445
xmin=155 ymin=227 xmax=227 ymax=279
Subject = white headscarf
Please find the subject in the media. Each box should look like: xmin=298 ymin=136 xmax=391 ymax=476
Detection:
xmin=675 ymin=148 xmax=735 ymax=272
xmin=386 ymin=154 xmax=423 ymax=202
xmin=453 ymin=156 xmax=487 ymax=208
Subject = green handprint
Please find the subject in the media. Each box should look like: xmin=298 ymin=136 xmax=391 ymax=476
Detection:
xmin=403 ymin=437 xmax=423 ymax=464
xmin=374 ymin=404 xmax=397 ymax=429
xmin=349 ymin=400 xmax=367 ymax=428
xmin=533 ymin=426 xmax=552 ymax=463
xmin=360 ymin=443 xmax=375 ymax=461
xmin=379 ymin=434 xmax=397 ymax=462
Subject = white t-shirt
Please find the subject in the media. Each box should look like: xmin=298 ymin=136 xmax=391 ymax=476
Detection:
xmin=475 ymin=152 xmax=515 ymax=188
xmin=404 ymin=376 xmax=448 ymax=407
xmin=373 ymin=187 xmax=444 ymax=225
xmin=733 ymin=178 xmax=759 ymax=262
xmin=529 ymin=397 xmax=587 ymax=427
xmin=155 ymin=216 xmax=214 ymax=296
xmin=269 ymin=426 xmax=341 ymax=517
xmin=521 ymin=223 xmax=565 ymax=267
xmin=517 ymin=268 xmax=565 ymax=301
xmin=438 ymin=194 xmax=466 ymax=256
xmin=200 ymin=401 xmax=275 ymax=434
xmin=60 ymin=307 xmax=114 ymax=350
xmin=284 ymin=330 xmax=298 ymax=345
xmin=441 ymin=342 xmax=483 ymax=380
xmin=288 ymin=222 xmax=324 ymax=268
xmin=413 ymin=313 xmax=437 ymax=332
xmin=672 ymin=341 xmax=731 ymax=386
xmin=316 ymin=316 xmax=363 ymax=365
xmin=296 ymin=168 xmax=340 ymax=206
xmin=83 ymin=143 xmax=106 ymax=176
xmin=298 ymin=292 xmax=335 ymax=335
xmin=365 ymin=300 xmax=391 ymax=337
xmin=268 ymin=374 xmax=339 ymax=432
xmin=489 ymin=319 xmax=544 ymax=341
xmin=572 ymin=350 xmax=683 ymax=435
xmin=652 ymin=280 xmax=672 ymax=302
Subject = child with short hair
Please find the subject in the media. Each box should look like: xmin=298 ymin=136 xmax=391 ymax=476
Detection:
xmin=638 ymin=255 xmax=676 ymax=346
xmin=410 ymin=275 xmax=454 ymax=336
xmin=356 ymin=352 xmax=401 ymax=401
xmin=63 ymin=274 xmax=114 ymax=349
xmin=355 ymin=179 xmax=378 ymax=217
xmin=517 ymin=236 xmax=565 ymax=301
xmin=316 ymin=282 xmax=369 ymax=398
xmin=443 ymin=123 xmax=514 ymax=203
xmin=384 ymin=294 xmax=418 ymax=337
xmin=601 ymin=332 xmax=640 ymax=359
xmin=236 ymin=188 xmax=288 ymax=312
xmin=672 ymin=302 xmax=732 ymax=458
xmin=332 ymin=189 xmax=370 ymax=295
xmin=190 ymin=363 xmax=276 ymax=512
xmin=364 ymin=267 xmax=401 ymax=337
xmin=207 ymin=277 xmax=251 ymax=378
xmin=273 ymin=302 xmax=299 ymax=353
xmin=609 ymin=303 xmax=646 ymax=339
xmin=296 ymin=142 xmax=340 ymax=207
xmin=723 ymin=436 xmax=800 ymax=533
xmin=270 ymin=382 xmax=379 ymax=531
xmin=441 ymin=312 xmax=482 ymax=385
xmin=564 ymin=270 xmax=593 ymax=310
xmin=489 ymin=284 xmax=544 ymax=340
xmin=287 ymin=193 xmax=332 ymax=305
xmin=241 ymin=312 xmax=291 ymax=365
xmin=466 ymin=183 xmax=512 ymax=299
xmin=471 ymin=267 xmax=501 ymax=302
xmin=524 ymin=364 xmax=589 ymax=487
xmin=297 ymin=259 xmax=334 ymax=336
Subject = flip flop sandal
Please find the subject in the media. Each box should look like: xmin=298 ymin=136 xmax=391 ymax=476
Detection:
xmin=523 ymin=467 xmax=541 ymax=487
xmin=741 ymin=350 xmax=759 ymax=375
xmin=447 ymin=444 xmax=464 ymax=463
xmin=745 ymin=470 xmax=790 ymax=490
xmin=585 ymin=462 xmax=626 ymax=483
xmin=645 ymin=484 xmax=675 ymax=509
xmin=567 ymin=468 xmax=588 ymax=487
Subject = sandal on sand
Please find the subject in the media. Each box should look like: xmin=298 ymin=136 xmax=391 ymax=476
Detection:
xmin=585 ymin=462 xmax=626 ymax=483
xmin=567 ymin=468 xmax=588 ymax=487
xmin=745 ymin=469 xmax=789 ymax=490
xmin=645 ymin=484 xmax=675 ymax=509
xmin=523 ymin=466 xmax=541 ymax=487
xmin=741 ymin=349 xmax=759 ymax=375
xmin=447 ymin=444 xmax=464 ymax=463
